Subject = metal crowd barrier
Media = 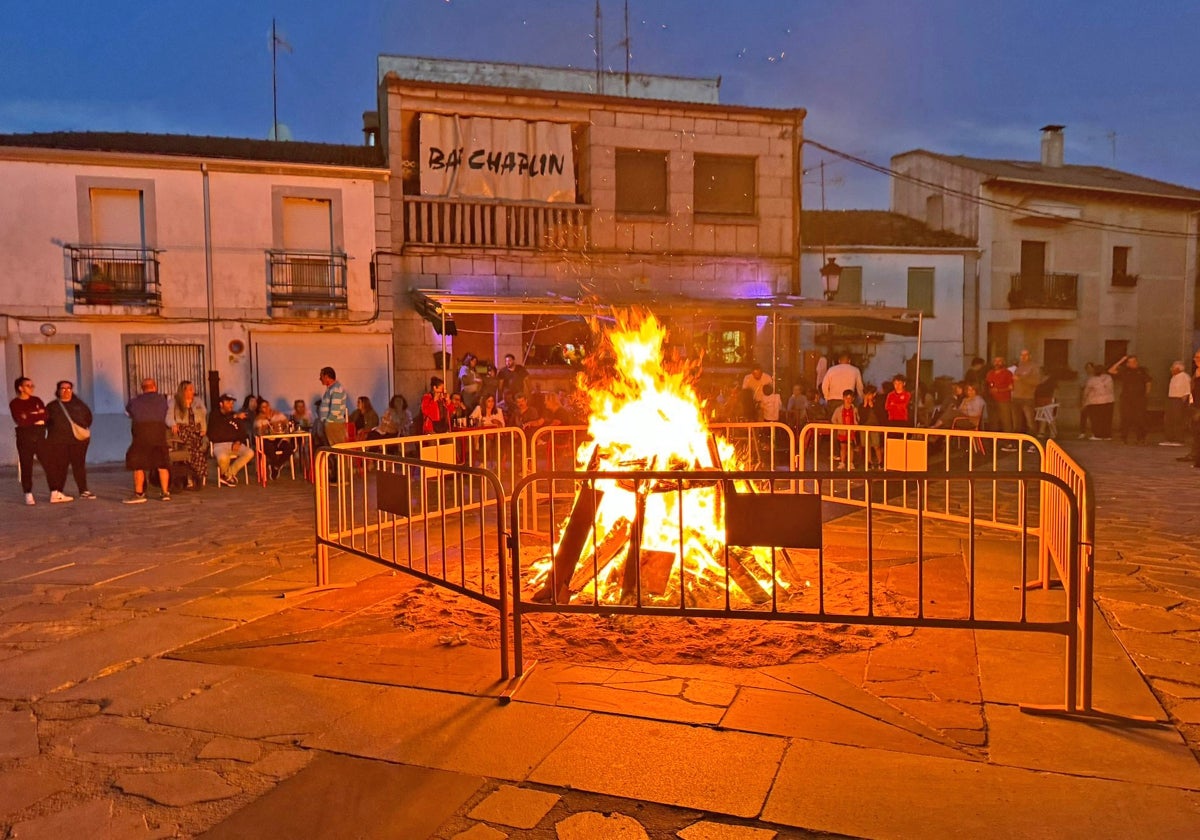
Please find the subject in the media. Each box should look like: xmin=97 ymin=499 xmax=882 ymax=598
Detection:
xmin=312 ymin=422 xmax=1092 ymax=711
xmin=509 ymin=465 xmax=1090 ymax=713
xmin=313 ymin=437 xmax=514 ymax=679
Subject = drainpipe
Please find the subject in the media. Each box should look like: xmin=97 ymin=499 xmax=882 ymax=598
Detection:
xmin=202 ymin=163 xmax=218 ymax=405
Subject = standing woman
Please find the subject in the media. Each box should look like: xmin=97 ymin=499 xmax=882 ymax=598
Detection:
xmin=170 ymin=381 xmax=209 ymax=489
xmin=45 ymin=381 xmax=93 ymax=500
xmin=10 ymin=377 xmax=48 ymax=505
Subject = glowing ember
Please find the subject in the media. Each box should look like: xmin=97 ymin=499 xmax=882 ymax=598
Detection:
xmin=528 ymin=310 xmax=792 ymax=607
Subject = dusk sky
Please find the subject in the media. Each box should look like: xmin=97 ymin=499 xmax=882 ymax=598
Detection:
xmin=4 ymin=0 xmax=1198 ymax=208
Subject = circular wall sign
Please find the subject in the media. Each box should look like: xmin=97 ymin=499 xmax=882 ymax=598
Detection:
xmin=228 ymin=339 xmax=245 ymax=355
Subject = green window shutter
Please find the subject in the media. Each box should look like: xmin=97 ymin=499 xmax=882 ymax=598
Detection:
xmin=907 ymin=267 xmax=935 ymax=316
xmin=838 ymin=266 xmax=862 ymax=304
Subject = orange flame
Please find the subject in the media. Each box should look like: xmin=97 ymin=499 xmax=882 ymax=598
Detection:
xmin=529 ymin=310 xmax=790 ymax=607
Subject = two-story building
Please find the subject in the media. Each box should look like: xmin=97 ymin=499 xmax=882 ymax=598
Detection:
xmin=0 ymin=133 xmax=391 ymax=464
xmin=374 ymin=56 xmax=813 ymax=399
xmin=892 ymin=126 xmax=1200 ymax=424
xmin=800 ymin=210 xmax=977 ymax=391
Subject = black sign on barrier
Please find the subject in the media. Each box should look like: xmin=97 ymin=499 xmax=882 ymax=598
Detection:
xmin=725 ymin=491 xmax=822 ymax=549
xmin=377 ymin=471 xmax=410 ymax=517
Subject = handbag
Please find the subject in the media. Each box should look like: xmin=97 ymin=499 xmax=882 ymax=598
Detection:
xmin=58 ymin=401 xmax=90 ymax=441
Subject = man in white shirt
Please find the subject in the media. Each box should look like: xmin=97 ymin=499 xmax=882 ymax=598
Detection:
xmin=1163 ymin=360 xmax=1190 ymax=445
xmin=741 ymin=364 xmax=773 ymax=418
xmin=821 ymin=353 xmax=865 ymax=403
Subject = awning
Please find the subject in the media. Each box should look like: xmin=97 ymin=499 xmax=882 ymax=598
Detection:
xmin=410 ymin=289 xmax=922 ymax=337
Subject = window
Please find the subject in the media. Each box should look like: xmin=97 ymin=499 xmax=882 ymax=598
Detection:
xmin=1044 ymin=339 xmax=1071 ymax=376
xmin=270 ymin=190 xmax=346 ymax=310
xmin=125 ymin=342 xmax=204 ymax=403
xmin=1020 ymin=240 xmax=1046 ymax=277
xmin=695 ymin=321 xmax=753 ymax=366
xmin=694 ymin=154 xmax=756 ymax=216
xmin=68 ymin=181 xmax=160 ymax=307
xmin=615 ymin=149 xmax=667 ymax=215
xmin=907 ymin=267 xmax=935 ymax=317
xmin=836 ymin=266 xmax=862 ymax=304
xmin=1104 ymin=339 xmax=1128 ymax=369
xmin=1111 ymin=246 xmax=1137 ymax=286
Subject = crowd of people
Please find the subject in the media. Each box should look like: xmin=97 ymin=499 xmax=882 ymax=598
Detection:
xmin=701 ymin=348 xmax=1200 ymax=468
xmin=14 ymin=347 xmax=1200 ymax=503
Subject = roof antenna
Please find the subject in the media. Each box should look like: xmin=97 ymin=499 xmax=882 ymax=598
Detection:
xmin=1106 ymin=130 xmax=1117 ymax=164
xmin=594 ymin=0 xmax=604 ymax=95
xmin=270 ymin=19 xmax=293 ymax=141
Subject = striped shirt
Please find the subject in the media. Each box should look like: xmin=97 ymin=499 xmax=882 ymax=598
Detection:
xmin=319 ymin=381 xmax=349 ymax=423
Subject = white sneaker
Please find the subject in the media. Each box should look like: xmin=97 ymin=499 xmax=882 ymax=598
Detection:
xmin=50 ymin=490 xmax=74 ymax=504
xmin=24 ymin=493 xmax=35 ymax=506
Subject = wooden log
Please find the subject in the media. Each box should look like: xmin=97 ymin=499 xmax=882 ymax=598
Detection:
xmin=532 ymin=485 xmax=602 ymax=604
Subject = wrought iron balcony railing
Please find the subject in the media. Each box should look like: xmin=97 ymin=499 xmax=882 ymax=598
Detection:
xmin=1111 ymin=271 xmax=1139 ymax=288
xmin=66 ymin=245 xmax=161 ymax=308
xmin=267 ymin=251 xmax=348 ymax=310
xmin=1008 ymin=272 xmax=1078 ymax=309
xmin=403 ymin=196 xmax=590 ymax=250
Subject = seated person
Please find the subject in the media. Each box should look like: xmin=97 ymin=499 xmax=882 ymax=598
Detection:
xmin=290 ymin=399 xmax=314 ymax=432
xmin=470 ymin=393 xmax=506 ymax=428
xmin=349 ymin=396 xmax=379 ymax=437
xmin=929 ymin=382 xmax=966 ymax=428
xmin=254 ymin=399 xmax=294 ymax=479
xmin=934 ymin=383 xmax=986 ymax=429
xmin=509 ymin=393 xmax=544 ymax=433
xmin=208 ymin=394 xmax=254 ymax=486
xmin=369 ymin=394 xmax=411 ymax=439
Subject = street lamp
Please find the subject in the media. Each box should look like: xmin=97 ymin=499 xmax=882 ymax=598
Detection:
xmin=820 ymin=257 xmax=842 ymax=301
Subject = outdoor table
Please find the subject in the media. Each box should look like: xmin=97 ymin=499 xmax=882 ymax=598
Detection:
xmin=255 ymin=429 xmax=315 ymax=486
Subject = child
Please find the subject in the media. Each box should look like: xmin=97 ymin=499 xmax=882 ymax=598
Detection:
xmin=830 ymin=389 xmax=860 ymax=468
xmin=861 ymin=384 xmax=885 ymax=468
xmin=885 ymin=374 xmax=912 ymax=427
xmin=759 ymin=383 xmax=782 ymax=423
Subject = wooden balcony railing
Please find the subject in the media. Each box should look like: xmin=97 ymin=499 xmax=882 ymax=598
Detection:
xmin=66 ymin=245 xmax=161 ymax=308
xmin=267 ymin=251 xmax=348 ymax=310
xmin=403 ymin=196 xmax=589 ymax=250
xmin=1008 ymin=272 xmax=1078 ymax=310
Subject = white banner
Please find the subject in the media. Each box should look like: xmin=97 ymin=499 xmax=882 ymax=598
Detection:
xmin=420 ymin=114 xmax=575 ymax=202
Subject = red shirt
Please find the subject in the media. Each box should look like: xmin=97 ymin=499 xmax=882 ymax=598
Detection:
xmin=985 ymin=368 xmax=1014 ymax=402
xmin=885 ymin=390 xmax=912 ymax=423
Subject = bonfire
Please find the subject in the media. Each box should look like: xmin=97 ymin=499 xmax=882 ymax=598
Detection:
xmin=527 ymin=310 xmax=795 ymax=609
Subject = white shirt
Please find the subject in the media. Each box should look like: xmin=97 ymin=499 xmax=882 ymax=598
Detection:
xmin=759 ymin=392 xmax=782 ymax=422
xmin=821 ymin=363 xmax=865 ymax=401
xmin=1169 ymin=371 xmax=1191 ymax=399
xmin=742 ymin=371 xmax=773 ymax=404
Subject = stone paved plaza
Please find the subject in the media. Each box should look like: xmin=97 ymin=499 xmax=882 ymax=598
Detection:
xmin=0 ymin=438 xmax=1198 ymax=839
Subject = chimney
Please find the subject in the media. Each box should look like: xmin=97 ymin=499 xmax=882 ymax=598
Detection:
xmin=362 ymin=111 xmax=380 ymax=147
xmin=1040 ymin=124 xmax=1065 ymax=168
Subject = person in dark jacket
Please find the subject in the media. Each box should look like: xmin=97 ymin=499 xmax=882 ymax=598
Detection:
xmin=44 ymin=380 xmax=94 ymax=500
xmin=9 ymin=376 xmax=47 ymax=505
xmin=208 ymin=394 xmax=254 ymax=486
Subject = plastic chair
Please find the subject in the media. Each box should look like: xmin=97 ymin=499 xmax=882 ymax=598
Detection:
xmin=1034 ymin=402 xmax=1059 ymax=439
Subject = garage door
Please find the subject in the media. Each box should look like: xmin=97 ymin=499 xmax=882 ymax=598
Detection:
xmin=251 ymin=333 xmax=393 ymax=421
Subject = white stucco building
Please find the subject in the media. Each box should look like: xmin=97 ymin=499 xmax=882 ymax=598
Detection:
xmin=892 ymin=126 xmax=1200 ymax=424
xmin=800 ymin=210 xmax=978 ymax=391
xmin=0 ymin=133 xmax=391 ymax=465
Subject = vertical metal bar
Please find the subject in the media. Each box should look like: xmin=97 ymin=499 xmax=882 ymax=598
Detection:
xmin=967 ymin=475 xmax=976 ymax=621
xmin=866 ymin=475 xmax=874 ymax=617
xmin=916 ymin=477 xmax=925 ymax=619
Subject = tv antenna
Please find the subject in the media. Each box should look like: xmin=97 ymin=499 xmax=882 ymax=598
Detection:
xmin=269 ymin=19 xmax=292 ymax=141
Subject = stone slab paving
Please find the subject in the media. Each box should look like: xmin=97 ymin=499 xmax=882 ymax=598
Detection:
xmin=762 ymin=737 xmax=1200 ymax=839
xmin=1 ymin=452 xmax=1199 ymax=838
xmin=528 ymin=714 xmax=787 ymax=818
xmin=196 ymin=753 xmax=482 ymax=840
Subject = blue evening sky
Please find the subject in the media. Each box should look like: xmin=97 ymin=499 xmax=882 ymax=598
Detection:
xmin=3 ymin=0 xmax=1197 ymax=207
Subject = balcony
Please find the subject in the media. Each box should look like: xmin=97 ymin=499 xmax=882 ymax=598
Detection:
xmin=1007 ymin=272 xmax=1078 ymax=310
xmin=267 ymin=251 xmax=348 ymax=311
xmin=402 ymin=196 xmax=589 ymax=250
xmin=66 ymin=245 xmax=161 ymax=308
xmin=1111 ymin=272 xmax=1139 ymax=288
